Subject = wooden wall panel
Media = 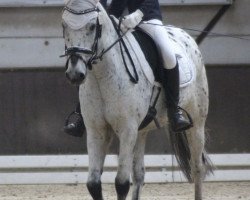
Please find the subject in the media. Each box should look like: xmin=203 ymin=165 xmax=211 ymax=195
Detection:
xmin=0 ymin=67 xmax=249 ymax=155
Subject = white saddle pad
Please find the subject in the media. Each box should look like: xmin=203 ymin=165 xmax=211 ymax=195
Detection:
xmin=123 ymin=27 xmax=196 ymax=88
xmin=177 ymin=54 xmax=195 ymax=88
xmin=165 ymin=26 xmax=196 ymax=88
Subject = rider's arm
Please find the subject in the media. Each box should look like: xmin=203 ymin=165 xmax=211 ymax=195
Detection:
xmin=100 ymin=0 xmax=107 ymax=9
xmin=108 ymin=0 xmax=129 ymax=18
xmin=138 ymin=0 xmax=155 ymax=17
xmin=138 ymin=0 xmax=162 ymax=21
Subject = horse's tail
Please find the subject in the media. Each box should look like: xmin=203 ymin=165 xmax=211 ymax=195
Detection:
xmin=202 ymin=150 xmax=214 ymax=177
xmin=169 ymin=131 xmax=214 ymax=183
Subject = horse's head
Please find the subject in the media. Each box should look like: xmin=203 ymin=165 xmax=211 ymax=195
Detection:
xmin=61 ymin=0 xmax=101 ymax=85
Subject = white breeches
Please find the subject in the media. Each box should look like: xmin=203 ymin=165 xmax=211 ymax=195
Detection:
xmin=139 ymin=19 xmax=177 ymax=69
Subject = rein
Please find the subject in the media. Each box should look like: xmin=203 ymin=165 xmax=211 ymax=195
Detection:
xmin=110 ymin=17 xmax=139 ymax=84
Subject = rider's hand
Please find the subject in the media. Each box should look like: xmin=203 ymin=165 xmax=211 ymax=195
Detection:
xmin=122 ymin=9 xmax=144 ymax=29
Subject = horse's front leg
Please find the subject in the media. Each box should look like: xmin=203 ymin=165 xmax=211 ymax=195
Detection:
xmin=131 ymin=132 xmax=147 ymax=200
xmin=86 ymin=126 xmax=113 ymax=200
xmin=115 ymin=123 xmax=138 ymax=200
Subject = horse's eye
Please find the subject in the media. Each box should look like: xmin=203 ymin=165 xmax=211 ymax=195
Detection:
xmin=89 ymin=24 xmax=96 ymax=31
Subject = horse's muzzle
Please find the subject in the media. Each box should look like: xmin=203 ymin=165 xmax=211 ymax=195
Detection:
xmin=65 ymin=71 xmax=85 ymax=85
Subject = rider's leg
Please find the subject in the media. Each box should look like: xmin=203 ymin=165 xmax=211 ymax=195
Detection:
xmin=64 ymin=86 xmax=85 ymax=137
xmin=139 ymin=20 xmax=191 ymax=132
xmin=162 ymin=64 xmax=192 ymax=132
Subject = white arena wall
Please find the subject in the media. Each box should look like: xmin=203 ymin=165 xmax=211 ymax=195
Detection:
xmin=1 ymin=154 xmax=250 ymax=184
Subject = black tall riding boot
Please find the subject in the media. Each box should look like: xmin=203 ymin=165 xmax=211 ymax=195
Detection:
xmin=64 ymin=102 xmax=85 ymax=137
xmin=163 ymin=64 xmax=192 ymax=132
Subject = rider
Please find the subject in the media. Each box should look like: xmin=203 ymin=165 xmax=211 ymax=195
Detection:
xmin=64 ymin=0 xmax=191 ymax=136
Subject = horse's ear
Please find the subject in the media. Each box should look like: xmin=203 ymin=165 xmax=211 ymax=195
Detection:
xmin=94 ymin=0 xmax=100 ymax=3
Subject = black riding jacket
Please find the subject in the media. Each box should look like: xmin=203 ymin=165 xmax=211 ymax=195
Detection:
xmin=108 ymin=0 xmax=162 ymax=21
xmin=100 ymin=0 xmax=107 ymax=9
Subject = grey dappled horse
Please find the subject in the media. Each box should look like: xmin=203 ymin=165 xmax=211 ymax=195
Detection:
xmin=61 ymin=0 xmax=213 ymax=199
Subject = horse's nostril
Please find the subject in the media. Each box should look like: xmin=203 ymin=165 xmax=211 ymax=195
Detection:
xmin=79 ymin=73 xmax=85 ymax=79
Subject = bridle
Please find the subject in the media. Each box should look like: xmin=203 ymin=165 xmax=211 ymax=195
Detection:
xmin=60 ymin=5 xmax=139 ymax=83
xmin=60 ymin=6 xmax=102 ymax=70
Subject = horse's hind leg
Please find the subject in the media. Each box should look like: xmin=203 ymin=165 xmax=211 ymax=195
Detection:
xmin=86 ymin=126 xmax=113 ymax=200
xmin=131 ymin=132 xmax=147 ymax=200
xmin=187 ymin=125 xmax=206 ymax=200
xmin=115 ymin=123 xmax=138 ymax=200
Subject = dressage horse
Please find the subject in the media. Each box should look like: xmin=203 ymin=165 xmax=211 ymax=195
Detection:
xmin=61 ymin=0 xmax=213 ymax=199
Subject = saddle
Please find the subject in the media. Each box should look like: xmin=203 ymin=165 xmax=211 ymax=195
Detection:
xmin=133 ymin=27 xmax=163 ymax=83
xmin=133 ymin=27 xmax=195 ymax=88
